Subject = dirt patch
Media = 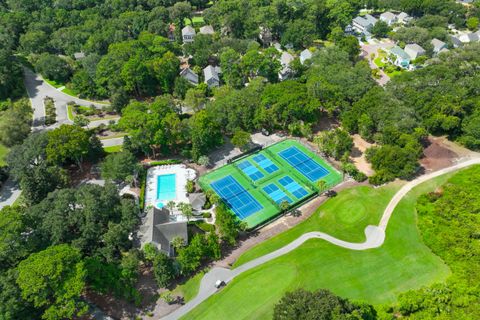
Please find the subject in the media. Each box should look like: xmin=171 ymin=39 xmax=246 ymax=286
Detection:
xmin=420 ymin=136 xmax=478 ymax=172
xmin=350 ymin=134 xmax=375 ymax=177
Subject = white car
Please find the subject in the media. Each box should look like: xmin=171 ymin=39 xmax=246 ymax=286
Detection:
xmin=215 ymin=280 xmax=225 ymax=288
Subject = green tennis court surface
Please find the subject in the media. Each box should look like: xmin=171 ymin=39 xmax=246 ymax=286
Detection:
xmin=199 ymin=139 xmax=342 ymax=228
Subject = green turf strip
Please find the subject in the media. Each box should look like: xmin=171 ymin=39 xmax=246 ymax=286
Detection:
xmin=183 ymin=171 xmax=457 ymax=319
xmin=199 ymin=139 xmax=342 ymax=228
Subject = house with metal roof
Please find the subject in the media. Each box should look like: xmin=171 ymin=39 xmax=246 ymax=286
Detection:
xmin=300 ymin=49 xmax=313 ymax=64
xmin=404 ymin=43 xmax=426 ymax=60
xmin=352 ymin=15 xmax=377 ymax=34
xmin=397 ymin=12 xmax=413 ymax=24
xmin=380 ymin=12 xmax=397 ymax=25
xmin=199 ymin=25 xmax=214 ymax=35
xmin=388 ymin=46 xmax=410 ymax=68
xmin=179 ymin=67 xmax=199 ymax=85
xmin=203 ymin=65 xmax=221 ymax=88
xmin=182 ymin=25 xmax=196 ymax=44
xmin=431 ymin=38 xmax=448 ymax=55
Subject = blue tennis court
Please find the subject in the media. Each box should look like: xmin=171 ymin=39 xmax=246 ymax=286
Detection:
xmin=253 ymin=154 xmax=279 ymax=174
xmin=237 ymin=160 xmax=264 ymax=181
xmin=278 ymin=146 xmax=329 ymax=182
xmin=263 ymin=183 xmax=292 ymax=204
xmin=278 ymin=176 xmax=309 ymax=199
xmin=210 ymin=175 xmax=263 ymax=219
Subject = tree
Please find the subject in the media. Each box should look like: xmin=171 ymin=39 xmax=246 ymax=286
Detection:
xmin=153 ymin=252 xmax=176 ymax=288
xmin=46 ymin=125 xmax=94 ymax=167
xmin=231 ymin=130 xmax=251 ymax=150
xmin=0 ymin=98 xmax=32 ymax=147
xmin=101 ymin=151 xmax=138 ymax=182
xmin=73 ymin=115 xmax=90 ymax=128
xmin=314 ymin=128 xmax=353 ymax=160
xmin=197 ymin=155 xmax=210 ymax=167
xmin=466 ymin=17 xmax=479 ymax=31
xmin=189 ymin=110 xmax=223 ymax=160
xmin=371 ymin=21 xmax=391 ymax=38
xmin=16 ymin=244 xmax=87 ymax=320
xmin=215 ymin=203 xmax=244 ymax=246
xmin=279 ymin=200 xmax=290 ymax=213
xmin=166 ymin=201 xmax=176 ymax=214
xmin=35 ymin=54 xmax=72 ymax=83
xmin=0 ymin=206 xmax=30 ymax=270
xmin=177 ymin=202 xmax=193 ymax=221
xmin=0 ymin=269 xmax=39 ymax=320
xmin=338 ymin=35 xmax=361 ymax=61
xmin=273 ymin=289 xmax=377 ymax=320
xmin=317 ymin=180 xmax=327 ymax=194
xmin=184 ymin=87 xmax=207 ymax=112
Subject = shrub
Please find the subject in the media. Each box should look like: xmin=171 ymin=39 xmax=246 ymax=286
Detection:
xmin=148 ymin=159 xmax=182 ymax=167
xmin=44 ymin=97 xmax=56 ymax=125
xmin=202 ymin=212 xmax=212 ymax=219
xmin=186 ymin=180 xmax=195 ymax=193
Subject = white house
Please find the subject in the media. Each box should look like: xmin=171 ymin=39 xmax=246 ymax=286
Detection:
xmin=397 ymin=12 xmax=413 ymax=25
xmin=352 ymin=14 xmax=377 ymax=34
xmin=300 ymin=49 xmax=313 ymax=64
xmin=278 ymin=51 xmax=295 ymax=81
xmin=181 ymin=25 xmax=196 ymax=43
xmin=380 ymin=12 xmax=397 ymax=26
xmin=431 ymin=38 xmax=448 ymax=55
xmin=388 ymin=46 xmax=410 ymax=68
xmin=179 ymin=67 xmax=199 ymax=85
xmin=199 ymin=25 xmax=214 ymax=35
xmin=404 ymin=43 xmax=426 ymax=60
xmin=203 ymin=65 xmax=221 ymax=88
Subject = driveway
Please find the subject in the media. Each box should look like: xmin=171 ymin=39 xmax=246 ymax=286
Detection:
xmin=361 ymin=40 xmax=394 ymax=86
xmin=0 ymin=178 xmax=22 ymax=210
xmin=161 ymin=156 xmax=480 ymax=320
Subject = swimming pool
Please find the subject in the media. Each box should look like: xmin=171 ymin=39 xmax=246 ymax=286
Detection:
xmin=156 ymin=174 xmax=176 ymax=201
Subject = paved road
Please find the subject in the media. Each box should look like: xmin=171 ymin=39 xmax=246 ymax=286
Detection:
xmin=101 ymin=137 xmax=124 ymax=147
xmin=23 ymin=68 xmax=108 ymax=130
xmin=162 ymin=156 xmax=480 ymax=320
xmin=0 ymin=178 xmax=22 ymax=210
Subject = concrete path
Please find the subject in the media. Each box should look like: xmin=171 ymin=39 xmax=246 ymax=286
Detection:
xmin=361 ymin=41 xmax=394 ymax=86
xmin=162 ymin=156 xmax=480 ymax=320
xmin=101 ymin=137 xmax=124 ymax=147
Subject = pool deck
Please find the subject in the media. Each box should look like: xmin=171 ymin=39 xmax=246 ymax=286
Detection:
xmin=145 ymin=164 xmax=196 ymax=211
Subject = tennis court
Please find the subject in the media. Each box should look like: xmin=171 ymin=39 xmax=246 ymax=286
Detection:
xmin=253 ymin=154 xmax=279 ymax=174
xmin=211 ymin=175 xmax=263 ymax=219
xmin=238 ymin=160 xmax=264 ymax=181
xmin=199 ymin=139 xmax=342 ymax=228
xmin=278 ymin=176 xmax=309 ymax=199
xmin=263 ymin=183 xmax=292 ymax=204
xmin=279 ymin=146 xmax=329 ymax=182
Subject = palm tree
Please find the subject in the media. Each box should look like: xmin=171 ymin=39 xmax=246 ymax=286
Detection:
xmin=177 ymin=202 xmax=193 ymax=222
xmin=166 ymin=201 xmax=176 ymax=214
xmin=279 ymin=200 xmax=290 ymax=213
xmin=317 ymin=180 xmax=327 ymax=195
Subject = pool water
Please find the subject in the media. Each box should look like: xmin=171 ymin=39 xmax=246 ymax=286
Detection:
xmin=156 ymin=174 xmax=176 ymax=201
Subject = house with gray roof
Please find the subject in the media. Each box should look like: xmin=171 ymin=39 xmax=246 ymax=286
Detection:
xmin=203 ymin=65 xmax=221 ymax=88
xmin=143 ymin=207 xmax=188 ymax=257
xmin=300 ymin=49 xmax=313 ymax=64
xmin=188 ymin=193 xmax=206 ymax=211
xmin=73 ymin=52 xmax=85 ymax=60
xmin=388 ymin=46 xmax=410 ymax=68
xmin=278 ymin=51 xmax=295 ymax=81
xmin=450 ymin=35 xmax=463 ymax=48
xmin=352 ymin=14 xmax=377 ymax=34
xmin=404 ymin=43 xmax=426 ymax=60
xmin=380 ymin=12 xmax=397 ymax=26
xmin=397 ymin=12 xmax=412 ymax=24
xmin=458 ymin=31 xmax=480 ymax=43
xmin=182 ymin=25 xmax=196 ymax=44
xmin=179 ymin=67 xmax=199 ymax=85
xmin=199 ymin=25 xmax=214 ymax=35
xmin=431 ymin=38 xmax=448 ymax=55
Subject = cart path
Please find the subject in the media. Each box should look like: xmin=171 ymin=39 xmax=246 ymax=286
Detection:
xmin=161 ymin=156 xmax=480 ymax=320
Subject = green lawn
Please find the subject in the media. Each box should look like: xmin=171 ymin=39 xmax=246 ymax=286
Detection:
xmin=44 ymin=78 xmax=64 ymax=88
xmin=374 ymin=56 xmax=385 ymax=68
xmin=0 ymin=144 xmax=9 ymax=166
xmin=183 ymin=171 xmax=458 ymax=319
xmin=61 ymin=86 xmax=79 ymax=97
xmin=173 ymin=270 xmax=207 ymax=302
xmin=184 ymin=16 xmax=205 ymax=27
xmin=103 ymin=145 xmax=123 ymax=153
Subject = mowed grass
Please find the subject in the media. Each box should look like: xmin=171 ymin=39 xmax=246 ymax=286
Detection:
xmin=173 ymin=270 xmax=207 ymax=302
xmin=183 ymin=172 xmax=457 ymax=320
xmin=0 ymin=144 xmax=9 ymax=166
xmin=103 ymin=145 xmax=123 ymax=153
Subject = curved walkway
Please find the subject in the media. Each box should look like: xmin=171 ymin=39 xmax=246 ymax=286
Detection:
xmin=162 ymin=156 xmax=480 ymax=320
